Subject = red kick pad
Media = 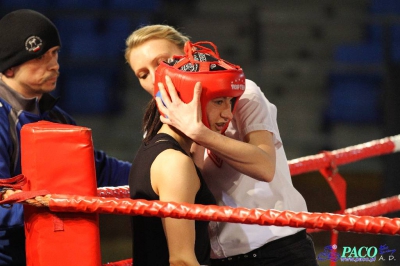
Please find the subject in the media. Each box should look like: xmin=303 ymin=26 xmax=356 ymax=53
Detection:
xmin=21 ymin=121 xmax=101 ymax=266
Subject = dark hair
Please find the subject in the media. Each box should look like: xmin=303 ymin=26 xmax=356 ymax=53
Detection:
xmin=142 ymin=99 xmax=162 ymax=144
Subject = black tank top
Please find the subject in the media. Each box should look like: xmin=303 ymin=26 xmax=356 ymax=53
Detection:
xmin=129 ymin=133 xmax=216 ymax=265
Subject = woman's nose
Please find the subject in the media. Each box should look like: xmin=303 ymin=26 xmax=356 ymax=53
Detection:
xmin=221 ymin=106 xmax=233 ymax=120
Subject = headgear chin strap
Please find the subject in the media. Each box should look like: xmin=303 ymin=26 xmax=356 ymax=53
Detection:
xmin=154 ymin=41 xmax=245 ymax=133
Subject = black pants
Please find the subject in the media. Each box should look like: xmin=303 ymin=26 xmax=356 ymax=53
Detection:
xmin=210 ymin=230 xmax=319 ymax=266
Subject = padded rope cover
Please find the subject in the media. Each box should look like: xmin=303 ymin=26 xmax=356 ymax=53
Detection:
xmin=21 ymin=121 xmax=100 ymax=266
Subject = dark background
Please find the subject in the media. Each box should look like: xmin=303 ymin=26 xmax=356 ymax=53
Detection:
xmin=1 ymin=0 xmax=399 ymax=265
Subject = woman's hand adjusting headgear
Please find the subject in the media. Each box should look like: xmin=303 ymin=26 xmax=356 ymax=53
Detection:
xmin=155 ymin=76 xmax=204 ymax=138
xmin=154 ymin=41 xmax=245 ymax=134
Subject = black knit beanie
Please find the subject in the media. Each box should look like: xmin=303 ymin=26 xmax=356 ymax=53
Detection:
xmin=0 ymin=9 xmax=61 ymax=73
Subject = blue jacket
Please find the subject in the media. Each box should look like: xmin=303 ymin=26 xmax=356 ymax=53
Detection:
xmin=0 ymin=78 xmax=131 ymax=265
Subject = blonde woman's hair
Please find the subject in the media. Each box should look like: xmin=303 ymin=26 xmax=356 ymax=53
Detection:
xmin=125 ymin=24 xmax=190 ymax=62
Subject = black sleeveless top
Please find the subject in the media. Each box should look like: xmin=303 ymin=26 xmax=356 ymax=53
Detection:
xmin=129 ymin=133 xmax=216 ymax=265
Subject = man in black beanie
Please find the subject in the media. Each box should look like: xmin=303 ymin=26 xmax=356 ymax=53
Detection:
xmin=0 ymin=9 xmax=131 ymax=265
xmin=0 ymin=9 xmax=61 ymax=75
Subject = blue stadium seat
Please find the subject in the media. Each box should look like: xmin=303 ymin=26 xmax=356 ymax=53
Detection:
xmin=57 ymin=67 xmax=121 ymax=114
xmin=68 ymin=33 xmax=105 ymax=58
xmin=365 ymin=23 xmax=384 ymax=41
xmin=53 ymin=17 xmax=99 ymax=35
xmin=0 ymin=0 xmax=53 ymax=9
xmin=325 ymin=74 xmax=382 ymax=124
xmin=333 ymin=42 xmax=383 ymax=64
xmin=390 ymin=24 xmax=400 ymax=62
xmin=108 ymin=0 xmax=161 ymax=11
xmin=364 ymin=23 xmax=400 ymax=63
xmin=329 ymin=42 xmax=383 ymax=124
xmin=103 ymin=17 xmax=132 ymax=57
xmin=370 ymin=0 xmax=400 ymax=15
xmin=53 ymin=17 xmax=100 ymax=56
xmin=54 ymin=0 xmax=105 ymax=9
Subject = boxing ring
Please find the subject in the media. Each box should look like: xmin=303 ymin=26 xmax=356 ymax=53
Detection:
xmin=1 ymin=121 xmax=400 ymax=266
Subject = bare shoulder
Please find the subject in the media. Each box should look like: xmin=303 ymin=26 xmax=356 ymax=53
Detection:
xmin=153 ymin=149 xmax=194 ymax=171
xmin=151 ymin=149 xmax=200 ymax=199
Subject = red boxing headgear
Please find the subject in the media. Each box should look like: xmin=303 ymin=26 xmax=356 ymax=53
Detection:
xmin=154 ymin=41 xmax=245 ymax=133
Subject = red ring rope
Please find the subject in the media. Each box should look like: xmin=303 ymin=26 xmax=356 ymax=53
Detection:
xmin=288 ymin=135 xmax=400 ymax=175
xmin=47 ymin=195 xmax=400 ymax=235
xmin=2 ymin=135 xmax=400 ymax=265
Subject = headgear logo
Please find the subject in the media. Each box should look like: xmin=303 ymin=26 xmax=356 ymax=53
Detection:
xmin=317 ymin=244 xmax=397 ymax=263
xmin=230 ymin=80 xmax=245 ymax=91
xmin=25 ymin=36 xmax=43 ymax=53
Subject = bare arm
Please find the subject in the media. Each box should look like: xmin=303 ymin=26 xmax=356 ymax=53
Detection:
xmin=151 ymin=149 xmax=201 ymax=266
xmin=195 ymin=128 xmax=275 ymax=182
xmin=156 ymin=77 xmax=275 ymax=182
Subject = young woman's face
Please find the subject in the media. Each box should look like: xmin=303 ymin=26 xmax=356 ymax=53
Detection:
xmin=206 ymin=97 xmax=234 ymax=133
xmin=128 ymin=38 xmax=184 ymax=95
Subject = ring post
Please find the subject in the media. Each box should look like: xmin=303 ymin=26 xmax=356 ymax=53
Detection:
xmin=21 ymin=121 xmax=101 ymax=266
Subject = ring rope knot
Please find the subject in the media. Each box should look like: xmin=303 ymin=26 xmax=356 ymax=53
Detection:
xmin=321 ymin=151 xmax=338 ymax=180
xmin=0 ymin=175 xmax=51 ymax=208
xmin=0 ymin=174 xmax=28 ymax=208
xmin=319 ymin=150 xmax=347 ymax=211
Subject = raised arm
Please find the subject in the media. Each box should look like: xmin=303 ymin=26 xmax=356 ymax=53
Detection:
xmin=155 ymin=76 xmax=275 ymax=182
xmin=151 ymin=149 xmax=201 ymax=266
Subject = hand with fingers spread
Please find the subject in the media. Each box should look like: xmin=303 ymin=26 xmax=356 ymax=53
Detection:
xmin=155 ymin=75 xmax=205 ymax=139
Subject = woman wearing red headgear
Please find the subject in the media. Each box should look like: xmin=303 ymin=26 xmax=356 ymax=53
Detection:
xmin=126 ymin=25 xmax=318 ymax=266
xmin=128 ymin=42 xmax=246 ymax=265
